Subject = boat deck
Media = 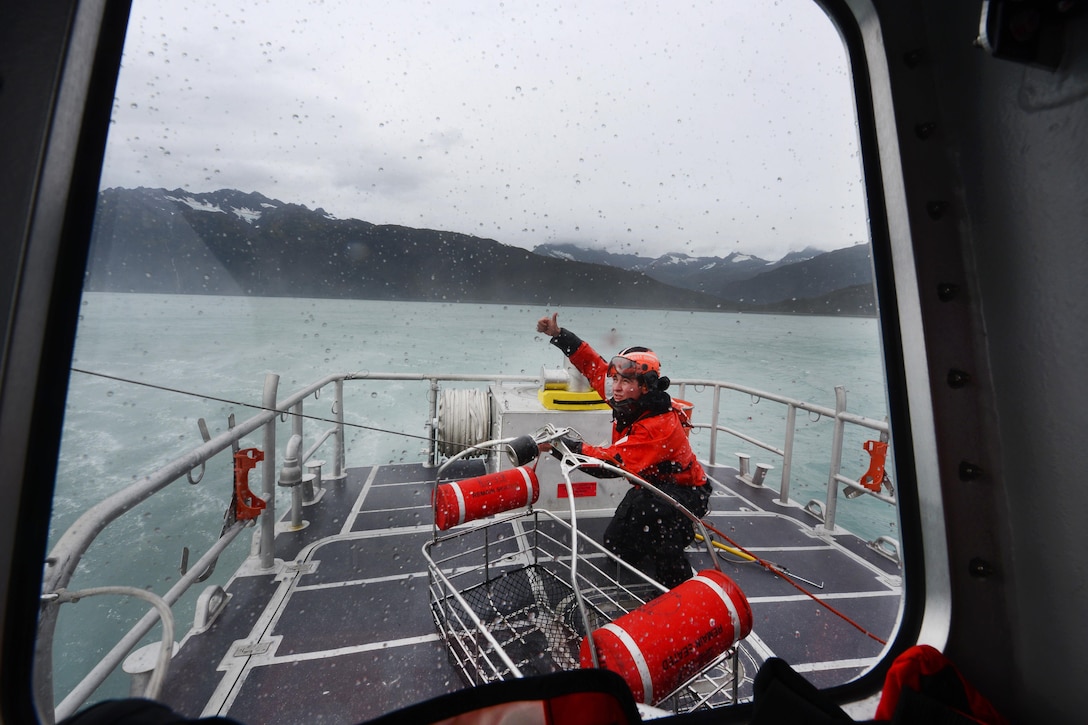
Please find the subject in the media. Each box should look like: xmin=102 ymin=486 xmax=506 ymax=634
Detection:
xmin=158 ymin=459 xmax=901 ymax=723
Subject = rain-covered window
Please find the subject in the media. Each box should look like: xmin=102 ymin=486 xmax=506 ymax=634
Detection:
xmin=40 ymin=1 xmax=897 ymax=722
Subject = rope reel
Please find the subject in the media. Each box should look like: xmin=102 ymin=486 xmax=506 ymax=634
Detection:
xmin=436 ymin=388 xmax=492 ymax=458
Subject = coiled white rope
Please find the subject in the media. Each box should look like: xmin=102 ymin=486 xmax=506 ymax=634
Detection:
xmin=437 ymin=388 xmax=491 ymax=458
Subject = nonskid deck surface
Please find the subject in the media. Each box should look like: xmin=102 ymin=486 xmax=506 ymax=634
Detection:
xmin=699 ymin=464 xmax=900 ymax=689
xmin=160 ymin=460 xmax=901 ymax=723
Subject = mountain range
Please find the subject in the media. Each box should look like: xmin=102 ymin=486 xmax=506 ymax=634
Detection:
xmin=85 ymin=187 xmax=876 ymax=315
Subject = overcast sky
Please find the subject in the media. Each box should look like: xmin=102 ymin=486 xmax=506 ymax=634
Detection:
xmin=100 ymin=0 xmax=868 ymax=261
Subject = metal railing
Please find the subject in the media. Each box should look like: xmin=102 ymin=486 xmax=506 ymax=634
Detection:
xmin=37 ymin=370 xmax=892 ymax=722
xmin=39 ymin=372 xmax=349 ymax=723
xmin=37 ymin=370 xmax=541 ymax=722
xmin=671 ymin=380 xmax=892 ymax=531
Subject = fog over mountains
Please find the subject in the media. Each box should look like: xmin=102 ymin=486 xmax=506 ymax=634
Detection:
xmin=86 ymin=187 xmax=876 ymax=315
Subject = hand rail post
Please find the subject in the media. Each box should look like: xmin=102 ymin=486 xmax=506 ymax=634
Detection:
xmin=425 ymin=378 xmax=440 ymax=468
xmin=292 ymin=398 xmax=304 ymax=442
xmin=260 ymin=373 xmax=279 ymax=569
xmin=778 ymin=403 xmax=797 ymax=504
xmin=822 ymin=386 xmax=848 ymax=531
xmin=709 ymin=384 xmax=722 ymax=466
xmin=333 ymin=378 xmax=345 ymax=478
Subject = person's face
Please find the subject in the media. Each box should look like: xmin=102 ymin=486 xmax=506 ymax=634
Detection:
xmin=610 ymin=374 xmax=644 ymax=402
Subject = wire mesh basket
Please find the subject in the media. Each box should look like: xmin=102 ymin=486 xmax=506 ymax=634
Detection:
xmin=423 ymin=507 xmax=752 ymax=712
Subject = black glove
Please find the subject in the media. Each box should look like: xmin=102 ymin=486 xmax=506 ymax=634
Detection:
xmin=549 ymin=435 xmax=583 ymax=459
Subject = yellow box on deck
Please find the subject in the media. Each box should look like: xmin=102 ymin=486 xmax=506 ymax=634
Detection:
xmin=537 ymin=389 xmax=611 ymax=411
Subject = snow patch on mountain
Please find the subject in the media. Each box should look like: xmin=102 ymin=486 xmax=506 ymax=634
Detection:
xmin=165 ymin=196 xmax=225 ymax=214
xmin=232 ymin=207 xmax=261 ymax=224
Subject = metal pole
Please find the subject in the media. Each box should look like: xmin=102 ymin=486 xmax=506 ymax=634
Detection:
xmin=425 ymin=378 xmax=439 ymax=468
xmin=260 ymin=373 xmax=279 ymax=569
xmin=333 ymin=378 xmax=345 ymax=479
xmin=282 ymin=434 xmax=304 ymax=530
xmin=778 ymin=404 xmax=797 ymax=504
xmin=292 ymin=399 xmax=304 ymax=442
xmin=822 ymin=386 xmax=848 ymax=531
xmin=709 ymin=384 xmax=722 ymax=466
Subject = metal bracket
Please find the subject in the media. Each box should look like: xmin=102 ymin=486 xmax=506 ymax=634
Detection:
xmin=232 ymin=641 xmax=272 ymax=657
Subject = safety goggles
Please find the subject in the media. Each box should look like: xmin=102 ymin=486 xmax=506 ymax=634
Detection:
xmin=607 ymin=356 xmax=640 ymax=379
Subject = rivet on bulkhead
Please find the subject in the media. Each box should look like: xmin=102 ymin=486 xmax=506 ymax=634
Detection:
xmin=926 ymin=201 xmax=948 ymax=220
xmin=937 ymin=283 xmax=960 ymax=302
xmin=969 ymin=557 xmax=996 ymax=578
xmin=958 ymin=461 xmax=983 ymax=480
xmin=947 ymin=369 xmax=971 ymax=388
xmin=915 ymin=122 xmax=937 ymax=140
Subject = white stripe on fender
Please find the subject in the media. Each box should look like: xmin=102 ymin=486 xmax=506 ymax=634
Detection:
xmin=515 ymin=465 xmax=532 ymax=500
xmin=449 ymin=481 xmax=467 ymax=525
xmin=600 ymin=623 xmax=654 ymax=703
xmin=691 ymin=574 xmax=742 ymax=635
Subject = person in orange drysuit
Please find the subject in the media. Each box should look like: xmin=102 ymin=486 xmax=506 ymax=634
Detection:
xmin=536 ymin=313 xmax=710 ymax=588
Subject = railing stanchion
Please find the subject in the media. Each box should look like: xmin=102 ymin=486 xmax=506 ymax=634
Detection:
xmin=292 ymin=399 xmax=304 ymax=442
xmin=425 ymin=378 xmax=440 ymax=468
xmin=778 ymin=404 xmax=797 ymax=504
xmin=260 ymin=373 xmax=279 ymax=569
xmin=333 ymin=378 xmax=346 ymax=479
xmin=822 ymin=386 xmax=848 ymax=532
xmin=710 ymin=385 xmax=722 ymax=466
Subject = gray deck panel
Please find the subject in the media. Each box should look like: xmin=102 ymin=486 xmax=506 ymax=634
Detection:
xmin=747 ymin=594 xmax=894 ymax=665
xmin=160 ymin=460 xmax=903 ymax=723
xmin=273 ymin=576 xmax=436 ymax=655
xmin=302 ymin=531 xmax=435 ymax=585
xmin=228 ymin=640 xmax=458 ymax=724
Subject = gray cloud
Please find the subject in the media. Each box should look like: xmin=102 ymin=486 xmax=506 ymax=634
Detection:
xmin=100 ymin=0 xmax=867 ymax=261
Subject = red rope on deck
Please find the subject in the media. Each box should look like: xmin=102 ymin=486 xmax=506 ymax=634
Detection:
xmin=700 ymin=520 xmax=888 ymax=646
